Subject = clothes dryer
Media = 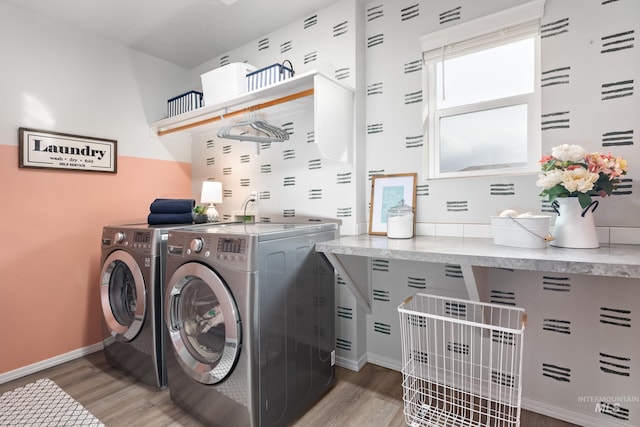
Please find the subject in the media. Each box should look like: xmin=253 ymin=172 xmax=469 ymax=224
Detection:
xmin=164 ymin=222 xmax=337 ymax=427
xmin=99 ymin=222 xmax=214 ymax=388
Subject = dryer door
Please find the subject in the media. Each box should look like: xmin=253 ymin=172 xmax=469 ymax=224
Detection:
xmin=166 ymin=262 xmax=241 ymax=385
xmin=100 ymin=250 xmax=146 ymax=341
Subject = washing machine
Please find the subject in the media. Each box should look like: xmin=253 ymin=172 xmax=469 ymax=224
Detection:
xmin=164 ymin=222 xmax=337 ymax=427
xmin=99 ymin=222 xmax=215 ymax=388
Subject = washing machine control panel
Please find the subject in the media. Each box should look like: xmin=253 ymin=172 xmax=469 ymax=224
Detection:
xmin=101 ymin=228 xmax=155 ymax=255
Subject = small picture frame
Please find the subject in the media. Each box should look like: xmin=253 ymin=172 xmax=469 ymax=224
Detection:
xmin=369 ymin=173 xmax=417 ymax=235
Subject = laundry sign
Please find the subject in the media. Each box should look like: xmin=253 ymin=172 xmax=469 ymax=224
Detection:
xmin=19 ymin=127 xmax=117 ymax=173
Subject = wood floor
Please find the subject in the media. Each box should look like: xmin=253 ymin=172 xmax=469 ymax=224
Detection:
xmin=0 ymin=351 xmax=578 ymax=427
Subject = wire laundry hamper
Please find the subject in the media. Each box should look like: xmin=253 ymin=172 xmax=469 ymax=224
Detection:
xmin=398 ymin=293 xmax=526 ymax=427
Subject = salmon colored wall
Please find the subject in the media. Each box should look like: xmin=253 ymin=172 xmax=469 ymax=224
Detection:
xmin=0 ymin=144 xmax=192 ymax=374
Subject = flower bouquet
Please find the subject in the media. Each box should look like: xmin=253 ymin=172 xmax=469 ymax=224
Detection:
xmin=536 ymin=144 xmax=628 ymax=208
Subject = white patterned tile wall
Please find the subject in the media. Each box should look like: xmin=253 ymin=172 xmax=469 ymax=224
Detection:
xmin=189 ymin=0 xmax=639 ymax=425
xmin=191 ymin=0 xmax=360 ymax=233
xmin=364 ymin=0 xmax=638 ymax=230
xmin=335 ymin=276 xmax=368 ymax=370
xmin=364 ymin=1 xmax=639 ymax=425
xmin=366 ymin=260 xmax=468 ymax=371
xmin=478 ymin=268 xmax=640 ymax=426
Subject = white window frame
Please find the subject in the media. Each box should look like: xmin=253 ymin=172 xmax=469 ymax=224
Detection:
xmin=421 ymin=0 xmax=546 ymax=179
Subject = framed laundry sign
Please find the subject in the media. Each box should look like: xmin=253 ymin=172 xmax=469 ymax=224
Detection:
xmin=369 ymin=173 xmax=417 ymax=235
xmin=18 ymin=127 xmax=117 ymax=173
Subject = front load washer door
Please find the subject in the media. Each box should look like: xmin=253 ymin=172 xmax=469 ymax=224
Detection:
xmin=100 ymin=250 xmax=146 ymax=341
xmin=166 ymin=262 xmax=241 ymax=385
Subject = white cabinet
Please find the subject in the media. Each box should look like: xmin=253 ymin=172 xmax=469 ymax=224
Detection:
xmin=150 ymin=71 xmax=355 ymax=162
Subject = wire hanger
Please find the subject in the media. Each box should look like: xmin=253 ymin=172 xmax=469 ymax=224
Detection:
xmin=217 ymin=113 xmax=289 ymax=144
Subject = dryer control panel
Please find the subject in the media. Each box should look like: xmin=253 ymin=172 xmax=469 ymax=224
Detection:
xmin=168 ymin=233 xmax=251 ymax=270
xmin=217 ymin=237 xmax=246 ymax=254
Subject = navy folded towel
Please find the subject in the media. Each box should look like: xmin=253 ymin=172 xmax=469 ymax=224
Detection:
xmin=149 ymin=198 xmax=195 ymax=214
xmin=147 ymin=212 xmax=193 ymax=225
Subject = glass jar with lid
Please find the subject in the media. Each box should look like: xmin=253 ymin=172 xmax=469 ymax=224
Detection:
xmin=387 ymin=200 xmax=414 ymax=239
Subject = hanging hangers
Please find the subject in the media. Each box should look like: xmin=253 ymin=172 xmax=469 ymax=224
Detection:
xmin=217 ymin=113 xmax=289 ymax=144
xmin=250 ymin=119 xmax=289 ymax=140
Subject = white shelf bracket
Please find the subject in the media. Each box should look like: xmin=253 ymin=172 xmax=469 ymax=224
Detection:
xmin=324 ymin=252 xmax=372 ymax=314
xmin=459 ymin=264 xmax=482 ymax=302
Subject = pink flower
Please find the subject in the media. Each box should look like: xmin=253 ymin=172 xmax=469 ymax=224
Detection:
xmin=586 ymin=152 xmax=627 ymax=178
xmin=536 ymin=144 xmax=628 ymax=207
xmin=539 ymin=155 xmax=553 ymax=163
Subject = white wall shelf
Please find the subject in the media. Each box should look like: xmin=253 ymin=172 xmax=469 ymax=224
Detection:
xmin=150 ymin=70 xmax=355 ymax=162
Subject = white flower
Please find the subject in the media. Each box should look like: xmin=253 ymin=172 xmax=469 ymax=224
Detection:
xmin=561 ymin=168 xmax=599 ymax=193
xmin=536 ymin=169 xmax=563 ymax=189
xmin=551 ymin=144 xmax=586 ymax=162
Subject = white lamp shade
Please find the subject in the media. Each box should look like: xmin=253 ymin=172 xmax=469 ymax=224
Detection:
xmin=201 ymin=181 xmax=223 ymax=204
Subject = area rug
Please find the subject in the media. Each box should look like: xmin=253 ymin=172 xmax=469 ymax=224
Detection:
xmin=0 ymin=378 xmax=105 ymax=426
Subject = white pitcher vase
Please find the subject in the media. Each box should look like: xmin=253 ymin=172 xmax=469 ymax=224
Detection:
xmin=550 ymin=198 xmax=599 ymax=248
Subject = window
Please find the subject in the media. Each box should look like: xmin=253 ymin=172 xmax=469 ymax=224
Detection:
xmin=421 ymin=0 xmax=545 ymax=179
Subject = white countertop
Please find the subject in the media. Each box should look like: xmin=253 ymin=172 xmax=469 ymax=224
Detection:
xmin=316 ymin=235 xmax=640 ymax=279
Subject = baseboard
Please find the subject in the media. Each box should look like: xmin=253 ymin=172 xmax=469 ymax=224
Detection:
xmin=366 ymin=353 xmax=402 ymax=372
xmin=0 ymin=342 xmax=104 ymax=384
xmin=336 ymin=353 xmax=367 ymax=372
xmin=522 ymin=397 xmax=632 ymax=427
